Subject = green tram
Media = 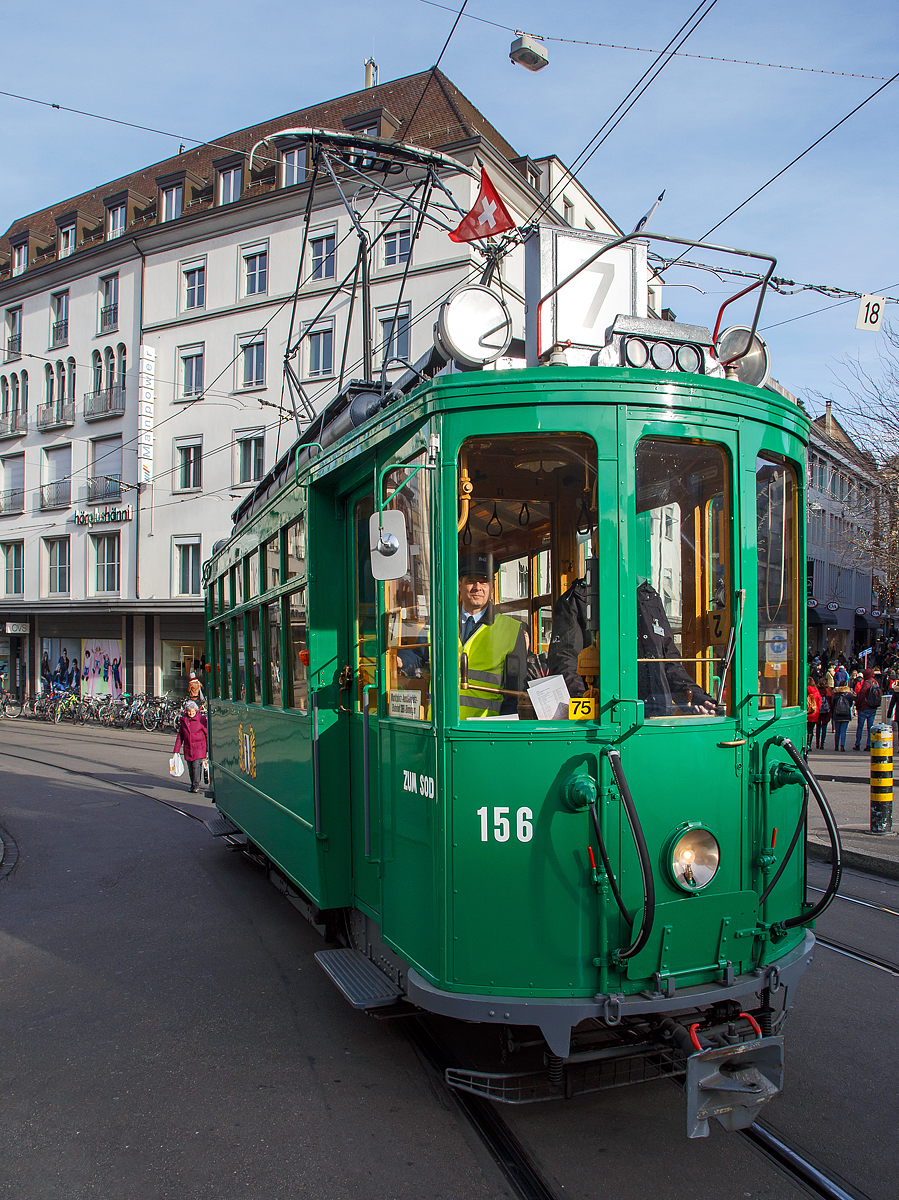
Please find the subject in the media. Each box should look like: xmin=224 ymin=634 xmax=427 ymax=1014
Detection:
xmin=204 ymin=286 xmax=841 ymax=1139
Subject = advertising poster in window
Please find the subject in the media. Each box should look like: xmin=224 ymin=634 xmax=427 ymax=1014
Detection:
xmin=79 ymin=639 xmax=124 ymax=698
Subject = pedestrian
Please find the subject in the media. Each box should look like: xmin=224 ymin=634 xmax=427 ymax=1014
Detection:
xmin=853 ymin=668 xmax=882 ymax=752
xmin=833 ymin=663 xmax=848 ymax=687
xmin=173 ymin=700 xmax=208 ymax=793
xmin=187 ymin=671 xmax=205 ymax=705
xmin=832 ymin=684 xmax=854 ymax=752
xmin=815 ymin=686 xmax=832 ymax=749
xmin=806 ymin=679 xmax=821 ymax=751
xmin=40 ymin=651 xmax=51 ymax=694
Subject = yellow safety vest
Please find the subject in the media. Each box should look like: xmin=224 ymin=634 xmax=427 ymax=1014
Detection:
xmin=459 ymin=615 xmax=521 ymax=720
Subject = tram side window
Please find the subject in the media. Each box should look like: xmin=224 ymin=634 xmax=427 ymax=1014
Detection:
xmin=634 ymin=439 xmax=731 ymax=718
xmin=384 ymin=457 xmax=431 ymax=721
xmin=266 ymin=599 xmax=283 ymax=707
xmin=232 ymin=563 xmax=244 ymax=608
xmin=285 ymin=517 xmax=306 ymax=580
xmin=248 ymin=608 xmax=261 ymax=702
xmin=221 ymin=622 xmax=232 ymax=699
xmin=354 ymin=496 xmax=378 ymax=710
xmin=456 ymin=434 xmax=598 ymax=722
xmin=265 ymin=533 xmax=281 ymax=590
xmin=234 ymin=616 xmax=246 ymax=702
xmin=757 ymin=455 xmax=798 ymax=707
xmin=208 ymin=582 xmax=218 ymax=619
xmin=247 ymin=550 xmax=260 ymax=599
xmin=286 ymin=588 xmax=308 ymax=712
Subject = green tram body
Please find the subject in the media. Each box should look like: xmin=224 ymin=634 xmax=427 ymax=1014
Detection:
xmin=205 ymin=364 xmax=817 ymax=1129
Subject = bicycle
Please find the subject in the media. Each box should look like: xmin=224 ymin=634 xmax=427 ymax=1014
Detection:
xmin=0 ymin=689 xmax=22 ymax=718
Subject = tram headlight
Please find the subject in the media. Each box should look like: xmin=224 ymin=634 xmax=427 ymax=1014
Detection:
xmin=666 ymin=826 xmax=720 ymax=892
xmin=624 ymin=337 xmax=649 ymax=368
xmin=650 ymin=341 xmax=676 ymax=370
xmin=676 ymin=344 xmax=702 ymax=373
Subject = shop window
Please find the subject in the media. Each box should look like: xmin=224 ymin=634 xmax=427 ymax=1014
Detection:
xmin=161 ymin=639 xmax=206 ymax=699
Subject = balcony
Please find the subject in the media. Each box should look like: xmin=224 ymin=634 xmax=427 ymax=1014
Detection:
xmin=99 ymin=303 xmax=118 ymax=333
xmin=40 ymin=480 xmax=71 ymax=510
xmin=84 ymin=386 xmax=126 ymax=420
xmin=87 ymin=473 xmax=122 ymax=503
xmin=36 ymin=400 xmax=75 ymax=431
xmin=6 ymin=334 xmax=21 ymax=359
xmin=0 ymin=411 xmax=27 ymax=439
xmin=0 ymin=487 xmax=24 ymax=515
xmin=51 ymin=320 xmax=68 ymax=347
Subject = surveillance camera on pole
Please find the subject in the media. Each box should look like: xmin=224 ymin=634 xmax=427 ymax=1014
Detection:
xmin=509 ymin=33 xmax=549 ymax=72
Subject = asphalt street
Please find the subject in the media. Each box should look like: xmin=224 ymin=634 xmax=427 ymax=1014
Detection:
xmin=1 ymin=721 xmax=897 ymax=1199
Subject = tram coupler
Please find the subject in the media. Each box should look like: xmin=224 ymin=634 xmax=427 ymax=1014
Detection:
xmin=684 ymin=1034 xmax=784 ymax=1138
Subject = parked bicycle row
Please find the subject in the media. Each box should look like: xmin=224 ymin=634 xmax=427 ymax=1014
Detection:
xmin=2 ymin=687 xmax=198 ymax=731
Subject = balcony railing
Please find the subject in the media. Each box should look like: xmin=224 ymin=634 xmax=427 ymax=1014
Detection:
xmin=40 ymin=481 xmax=71 ymax=510
xmin=99 ymin=303 xmax=118 ymax=332
xmin=0 ymin=411 xmax=27 ymax=438
xmin=51 ymin=319 xmax=68 ymax=347
xmin=0 ymin=487 xmax=24 ymax=515
xmin=87 ymin=473 xmax=122 ymax=503
xmin=6 ymin=334 xmax=21 ymax=357
xmin=84 ymin=386 xmax=126 ymax=420
xmin=36 ymin=400 xmax=75 ymax=430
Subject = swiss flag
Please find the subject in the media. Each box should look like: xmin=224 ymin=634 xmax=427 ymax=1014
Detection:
xmin=449 ymin=168 xmax=516 ymax=243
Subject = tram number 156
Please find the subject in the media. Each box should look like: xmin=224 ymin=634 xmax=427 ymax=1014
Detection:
xmin=477 ymin=806 xmax=533 ymax=843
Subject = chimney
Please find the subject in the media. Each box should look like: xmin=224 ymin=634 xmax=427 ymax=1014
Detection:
xmin=364 ymin=57 xmax=379 ymax=89
xmin=825 ymin=399 xmax=834 ymax=436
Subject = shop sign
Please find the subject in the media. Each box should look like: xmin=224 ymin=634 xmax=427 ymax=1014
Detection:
xmin=138 ymin=343 xmax=156 ymax=487
xmin=807 ymin=598 xmax=818 ymax=608
xmin=855 ymin=607 xmax=867 ymax=616
xmin=826 ymin=602 xmax=840 ymax=612
xmin=73 ymin=505 xmax=134 ymax=527
xmin=5 ymin=622 xmax=29 ymax=634
xmin=872 ymin=609 xmax=883 ymax=617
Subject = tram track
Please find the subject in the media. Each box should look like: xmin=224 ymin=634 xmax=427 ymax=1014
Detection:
xmin=742 ymin=1123 xmax=868 ymax=1200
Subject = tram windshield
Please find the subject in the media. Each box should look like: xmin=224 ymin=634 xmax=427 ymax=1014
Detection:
xmin=457 ymin=434 xmax=597 ymax=722
xmin=757 ymin=455 xmax=799 ymax=707
xmin=634 ymin=438 xmax=731 ymax=719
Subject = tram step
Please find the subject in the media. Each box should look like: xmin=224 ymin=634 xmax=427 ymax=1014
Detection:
xmin=315 ymin=948 xmax=403 ymax=1009
xmin=203 ymin=815 xmax=243 ymax=838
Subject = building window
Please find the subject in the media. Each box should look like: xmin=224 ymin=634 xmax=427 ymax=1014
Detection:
xmin=310 ymin=233 xmax=335 ymax=280
xmin=379 ymin=306 xmax=411 ymax=365
xmin=177 ymin=541 xmax=202 ymax=595
xmin=237 ymin=432 xmax=264 ymax=484
xmin=0 ymin=453 xmax=24 ymax=515
xmin=562 ymin=196 xmax=574 ymax=226
xmin=58 ymin=226 xmax=76 ymax=258
xmin=161 ymin=184 xmax=183 ymax=222
xmin=51 ymin=292 xmax=69 ymax=347
xmin=180 ymin=346 xmax=204 ymax=398
xmin=241 ymin=339 xmax=265 ymax=389
xmin=12 ymin=243 xmax=27 ymax=277
xmin=6 ymin=308 xmax=22 ymax=358
xmin=100 ymin=275 xmax=118 ymax=333
xmin=3 ymin=541 xmax=23 ymax=595
xmin=184 ymin=264 xmax=205 ymax=309
xmin=177 ymin=442 xmax=202 ymax=490
xmin=42 ymin=444 xmax=71 ymax=510
xmin=108 ymin=204 xmax=126 ymax=239
xmin=245 ymin=249 xmax=267 ymax=296
xmin=383 ymin=221 xmax=410 ymax=267
xmin=283 ymin=148 xmax=303 ymax=187
xmin=219 ymin=166 xmax=242 ymax=205
xmin=47 ymin=537 xmax=70 ymax=595
xmin=94 ymin=533 xmax=120 ymax=594
xmin=89 ymin=435 xmax=123 ymax=502
xmin=307 ymin=326 xmax=333 ymax=377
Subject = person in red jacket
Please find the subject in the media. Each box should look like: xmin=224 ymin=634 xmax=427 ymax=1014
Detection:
xmin=173 ymin=700 xmax=208 ymax=793
xmin=806 ymin=680 xmax=822 ymax=751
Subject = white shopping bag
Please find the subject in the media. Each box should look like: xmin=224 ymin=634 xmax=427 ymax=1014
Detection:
xmin=169 ymin=754 xmax=185 ymax=778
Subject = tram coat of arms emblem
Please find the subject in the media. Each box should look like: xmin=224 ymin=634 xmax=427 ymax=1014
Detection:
xmin=238 ymin=722 xmax=257 ymax=778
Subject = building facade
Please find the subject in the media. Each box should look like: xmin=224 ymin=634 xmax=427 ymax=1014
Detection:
xmin=0 ymin=70 xmax=621 ymax=699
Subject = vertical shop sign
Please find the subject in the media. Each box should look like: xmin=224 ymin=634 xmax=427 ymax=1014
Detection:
xmin=138 ymin=344 xmax=156 ymax=486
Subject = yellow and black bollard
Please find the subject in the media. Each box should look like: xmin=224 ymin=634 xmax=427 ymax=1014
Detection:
xmin=870 ymin=723 xmax=894 ymax=835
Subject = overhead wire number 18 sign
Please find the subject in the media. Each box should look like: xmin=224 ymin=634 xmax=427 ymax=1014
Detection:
xmin=857 ymin=295 xmax=886 ymax=332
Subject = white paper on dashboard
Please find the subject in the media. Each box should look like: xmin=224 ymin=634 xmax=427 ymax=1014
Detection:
xmin=527 ymin=674 xmax=570 ymax=720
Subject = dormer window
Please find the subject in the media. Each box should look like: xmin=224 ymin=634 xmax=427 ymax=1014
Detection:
xmin=283 ymin=148 xmax=303 ymax=187
xmin=219 ymin=166 xmax=242 ymax=205
xmin=12 ymin=243 xmax=27 ymax=277
xmin=58 ymin=226 xmax=76 ymax=258
xmin=108 ymin=204 xmax=126 ymax=239
xmin=161 ymin=185 xmax=183 ymax=222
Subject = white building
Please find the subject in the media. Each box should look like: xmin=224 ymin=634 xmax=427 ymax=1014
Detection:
xmin=0 ymin=69 xmax=622 ymax=699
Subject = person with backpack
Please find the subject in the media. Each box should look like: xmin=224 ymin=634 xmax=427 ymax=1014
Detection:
xmin=815 ymin=686 xmax=833 ymax=749
xmin=853 ymin=668 xmax=882 ymax=751
xmin=832 ymin=684 xmax=855 ymax=752
xmin=806 ymin=679 xmax=822 ymax=751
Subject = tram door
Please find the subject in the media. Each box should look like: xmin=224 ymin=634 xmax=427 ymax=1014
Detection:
xmin=346 ymin=490 xmax=382 ymax=915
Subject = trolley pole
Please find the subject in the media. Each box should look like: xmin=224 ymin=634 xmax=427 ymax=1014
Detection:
xmin=870 ymin=723 xmax=893 ymax=835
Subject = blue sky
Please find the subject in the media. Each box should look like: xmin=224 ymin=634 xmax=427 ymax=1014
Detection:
xmin=2 ymin=0 xmax=897 ymax=410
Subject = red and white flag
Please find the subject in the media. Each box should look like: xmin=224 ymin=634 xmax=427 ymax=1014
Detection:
xmin=449 ymin=168 xmax=516 ymax=243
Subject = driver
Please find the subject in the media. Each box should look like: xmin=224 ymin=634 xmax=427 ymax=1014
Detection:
xmin=459 ymin=553 xmax=527 ymax=719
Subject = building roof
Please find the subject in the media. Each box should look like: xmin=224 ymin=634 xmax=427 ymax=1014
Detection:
xmin=0 ymin=69 xmax=520 ymax=266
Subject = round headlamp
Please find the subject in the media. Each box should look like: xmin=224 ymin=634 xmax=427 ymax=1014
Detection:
xmin=625 ymin=337 xmax=649 ymax=368
xmin=676 ymin=344 xmax=702 ymax=373
xmin=650 ymin=341 xmax=675 ymax=370
xmin=665 ymin=825 xmax=720 ymax=892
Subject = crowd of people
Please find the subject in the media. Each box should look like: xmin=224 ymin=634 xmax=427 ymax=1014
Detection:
xmin=805 ymin=646 xmax=898 ymax=753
